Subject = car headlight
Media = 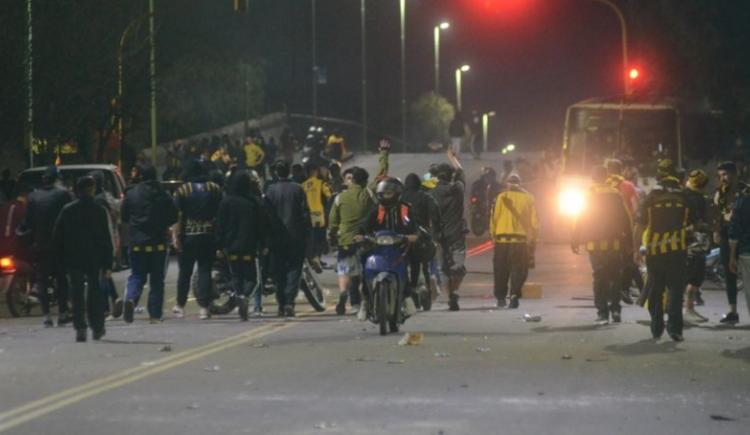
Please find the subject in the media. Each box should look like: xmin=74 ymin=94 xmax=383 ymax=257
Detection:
xmin=559 ymin=187 xmax=586 ymax=217
xmin=376 ymin=235 xmax=399 ymax=246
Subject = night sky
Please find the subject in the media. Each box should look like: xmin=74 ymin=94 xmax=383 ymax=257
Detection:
xmin=230 ymin=0 xmax=626 ymax=151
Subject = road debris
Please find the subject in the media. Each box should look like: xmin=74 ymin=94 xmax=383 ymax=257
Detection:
xmin=561 ymin=354 xmax=573 ymax=360
xmin=348 ymin=356 xmax=376 ymax=362
xmin=434 ymin=352 xmax=451 ymax=358
xmin=159 ymin=345 xmax=172 ymax=352
xmin=523 ymin=313 xmax=542 ymax=322
xmin=584 ymin=357 xmax=608 ymax=362
xmin=250 ymin=342 xmax=268 ymax=348
xmin=398 ymin=332 xmax=424 ymax=346
xmin=387 ymin=359 xmax=406 ymax=365
xmin=710 ymin=414 xmax=735 ymax=421
xmin=186 ymin=402 xmax=200 ymax=410
xmin=203 ymin=365 xmax=221 ymax=372
xmin=475 ymin=347 xmax=491 ymax=353
xmin=314 ymin=421 xmax=336 ymax=429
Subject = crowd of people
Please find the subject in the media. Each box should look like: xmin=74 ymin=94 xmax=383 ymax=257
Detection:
xmin=1 ymin=132 xmax=750 ymax=345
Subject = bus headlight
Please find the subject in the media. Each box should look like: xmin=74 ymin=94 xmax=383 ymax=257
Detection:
xmin=559 ymin=187 xmax=585 ymax=217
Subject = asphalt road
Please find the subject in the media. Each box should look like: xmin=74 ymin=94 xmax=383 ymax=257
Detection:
xmin=0 ymin=241 xmax=749 ymax=435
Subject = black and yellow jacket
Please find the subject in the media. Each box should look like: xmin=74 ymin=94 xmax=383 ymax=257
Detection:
xmin=638 ymin=177 xmax=692 ymax=256
xmin=489 ymin=186 xmax=538 ymax=244
xmin=572 ymin=183 xmax=632 ymax=252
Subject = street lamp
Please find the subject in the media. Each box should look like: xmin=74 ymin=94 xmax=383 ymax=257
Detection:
xmin=433 ymin=21 xmax=450 ymax=94
xmin=591 ymin=0 xmax=630 ymax=96
xmin=482 ymin=111 xmax=496 ymax=153
xmin=455 ymin=64 xmax=470 ymax=112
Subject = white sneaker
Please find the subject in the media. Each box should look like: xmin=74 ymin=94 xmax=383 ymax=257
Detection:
xmin=172 ymin=305 xmax=185 ymax=319
xmin=105 ymin=315 xmax=115 ymax=321
xmin=684 ymin=309 xmax=708 ymax=324
xmin=403 ymin=297 xmax=417 ymax=317
xmin=350 ymin=305 xmax=361 ymax=316
xmin=357 ymin=304 xmax=368 ymax=322
xmin=199 ymin=308 xmax=211 ymax=320
xmin=135 ymin=306 xmax=145 ymax=314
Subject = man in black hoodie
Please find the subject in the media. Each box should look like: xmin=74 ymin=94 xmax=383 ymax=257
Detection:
xmin=53 ymin=176 xmax=113 ymax=342
xmin=216 ymin=170 xmax=266 ymax=321
xmin=173 ymin=160 xmax=222 ymax=320
xmin=18 ymin=165 xmax=74 ymax=327
xmin=265 ymin=161 xmax=310 ymax=317
xmin=121 ymin=164 xmax=178 ymax=323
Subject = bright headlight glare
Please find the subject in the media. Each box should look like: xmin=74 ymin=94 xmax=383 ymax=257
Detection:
xmin=559 ymin=188 xmax=586 ymax=217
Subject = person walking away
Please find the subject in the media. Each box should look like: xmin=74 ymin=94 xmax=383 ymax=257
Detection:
xmin=121 ymin=164 xmax=178 ymax=323
xmin=402 ymin=173 xmax=441 ymax=307
xmin=605 ymin=159 xmax=639 ymax=305
xmin=683 ymin=169 xmax=711 ymax=323
xmin=244 ymin=137 xmax=266 ymax=177
xmin=571 ymin=166 xmax=632 ymax=324
xmin=490 ymin=173 xmax=539 ymax=309
xmin=633 ymin=159 xmax=693 ymax=341
xmin=52 ymin=176 xmax=112 ymax=342
xmin=714 ymin=161 xmax=749 ymax=324
xmin=216 ymin=170 xmax=266 ymax=321
xmin=449 ymin=112 xmax=465 ymax=155
xmin=430 ymin=149 xmax=469 ymax=311
xmin=17 ymin=166 xmax=74 ymax=327
xmin=728 ymin=182 xmax=750 ymax=321
xmin=90 ymin=171 xmax=123 ymax=320
xmin=302 ymin=162 xmax=333 ymax=273
xmin=265 ymin=161 xmax=310 ymax=317
xmin=0 ymin=183 xmax=31 ymax=261
xmin=172 ymin=160 xmax=222 ymax=320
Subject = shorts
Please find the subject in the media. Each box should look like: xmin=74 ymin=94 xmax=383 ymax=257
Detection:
xmin=337 ymin=250 xmax=363 ymax=277
xmin=686 ymin=253 xmax=706 ymax=287
xmin=440 ymin=238 xmax=467 ymax=281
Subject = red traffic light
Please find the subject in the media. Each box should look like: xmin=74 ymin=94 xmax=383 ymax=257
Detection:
xmin=628 ymin=68 xmax=640 ymax=80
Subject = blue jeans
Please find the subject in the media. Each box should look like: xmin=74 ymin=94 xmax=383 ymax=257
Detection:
xmin=125 ymin=249 xmax=168 ymax=319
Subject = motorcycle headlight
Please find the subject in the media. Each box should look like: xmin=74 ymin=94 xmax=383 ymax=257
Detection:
xmin=376 ymin=235 xmax=399 ymax=246
xmin=559 ymin=187 xmax=586 ymax=217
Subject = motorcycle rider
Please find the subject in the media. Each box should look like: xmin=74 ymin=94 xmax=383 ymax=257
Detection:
xmin=430 ymin=148 xmax=468 ymax=311
xmin=490 ymin=173 xmax=539 ymax=309
xmin=265 ymin=160 xmax=310 ymax=317
xmin=172 ymin=160 xmax=223 ymax=320
xmin=572 ymin=166 xmax=632 ymax=324
xmin=121 ymin=164 xmax=178 ymax=324
xmin=216 ymin=170 xmax=266 ymax=321
xmin=713 ymin=161 xmax=749 ymax=324
xmin=634 ymin=159 xmax=693 ymax=341
xmin=683 ymin=169 xmax=711 ymax=324
xmin=18 ymin=165 xmax=74 ymax=327
xmin=364 ymin=177 xmax=419 ymax=317
xmin=52 ymin=176 xmax=112 ymax=342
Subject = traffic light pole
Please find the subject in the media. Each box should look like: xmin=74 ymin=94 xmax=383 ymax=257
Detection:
xmin=25 ymin=0 xmax=33 ymax=168
xmin=592 ymin=0 xmax=629 ymax=96
xmin=148 ymin=0 xmax=158 ymax=166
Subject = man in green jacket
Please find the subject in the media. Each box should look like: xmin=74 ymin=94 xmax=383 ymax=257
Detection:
xmin=328 ymin=139 xmax=390 ymax=317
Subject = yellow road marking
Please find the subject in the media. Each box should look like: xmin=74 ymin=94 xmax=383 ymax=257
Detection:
xmin=0 ymin=321 xmax=296 ymax=433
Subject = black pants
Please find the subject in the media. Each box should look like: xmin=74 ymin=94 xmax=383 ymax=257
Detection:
xmin=100 ymin=276 xmax=118 ymax=313
xmin=33 ymin=252 xmax=69 ymax=316
xmin=69 ymin=268 xmax=104 ymax=333
xmin=621 ymin=251 xmax=644 ymax=292
xmin=273 ymin=245 xmax=305 ymax=309
xmin=306 ymin=227 xmax=327 ymax=259
xmin=590 ymin=250 xmax=622 ymax=317
xmin=229 ymin=257 xmax=258 ymax=297
xmin=493 ymin=243 xmax=528 ymax=300
xmin=177 ymin=237 xmax=216 ymax=308
xmin=720 ymin=233 xmax=739 ymax=305
xmin=646 ymin=252 xmax=686 ymax=337
xmin=409 ymin=258 xmax=430 ymax=291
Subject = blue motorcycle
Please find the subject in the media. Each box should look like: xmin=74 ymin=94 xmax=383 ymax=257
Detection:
xmin=363 ymin=230 xmax=409 ymax=335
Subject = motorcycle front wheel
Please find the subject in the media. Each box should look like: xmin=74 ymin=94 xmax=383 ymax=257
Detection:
xmin=376 ymin=282 xmax=388 ymax=336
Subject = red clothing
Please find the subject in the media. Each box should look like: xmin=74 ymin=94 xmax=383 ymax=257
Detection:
xmin=0 ymin=199 xmax=27 ymax=257
xmin=607 ymin=175 xmax=637 ymax=217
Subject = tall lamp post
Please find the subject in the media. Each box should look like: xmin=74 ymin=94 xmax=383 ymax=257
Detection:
xmin=361 ymin=0 xmax=367 ymax=149
xmin=482 ymin=111 xmax=496 ymax=153
xmin=148 ymin=0 xmax=157 ymax=165
xmin=399 ymin=0 xmax=406 ymax=149
xmin=311 ymin=0 xmax=318 ymax=121
xmin=25 ymin=0 xmax=33 ymax=168
xmin=116 ymin=16 xmax=146 ymax=169
xmin=592 ymin=0 xmax=630 ymax=96
xmin=455 ymin=64 xmax=470 ymax=112
xmin=433 ymin=21 xmax=449 ymax=95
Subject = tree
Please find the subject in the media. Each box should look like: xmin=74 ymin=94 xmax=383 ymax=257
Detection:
xmin=409 ymin=92 xmax=455 ymax=150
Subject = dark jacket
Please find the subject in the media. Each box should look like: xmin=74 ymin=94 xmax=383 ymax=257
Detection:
xmin=401 ymin=187 xmax=441 ymax=240
xmin=729 ymin=189 xmax=750 ymax=255
xmin=572 ymin=183 xmax=632 ymax=252
xmin=121 ymin=180 xmax=178 ymax=246
xmin=264 ymin=178 xmax=310 ymax=244
xmin=53 ymin=196 xmax=113 ymax=270
xmin=430 ymin=170 xmax=466 ymax=244
xmin=366 ymin=202 xmax=418 ymax=236
xmin=215 ymin=194 xmax=265 ymax=256
xmin=174 ymin=180 xmax=222 ymax=242
xmin=20 ymin=184 xmax=74 ymax=254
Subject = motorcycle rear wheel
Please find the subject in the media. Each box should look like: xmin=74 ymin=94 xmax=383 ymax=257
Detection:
xmin=300 ymin=262 xmax=326 ymax=312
